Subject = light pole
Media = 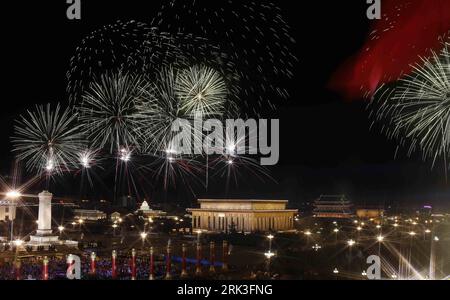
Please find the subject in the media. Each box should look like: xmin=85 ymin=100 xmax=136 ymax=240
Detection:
xmin=58 ymin=226 xmax=64 ymax=237
xmin=304 ymin=230 xmax=312 ymax=246
xmin=333 ymin=267 xmax=339 ymax=280
xmin=267 ymin=234 xmax=274 ymax=252
xmin=4 ymin=190 xmax=21 ymax=242
xmin=112 ymin=224 xmax=118 ymax=236
xmin=377 ymin=235 xmax=384 ymax=257
xmin=333 ymin=228 xmax=339 ymax=244
xmin=140 ymin=232 xmax=148 ymax=248
xmin=264 ymin=251 xmax=275 ymax=275
xmin=347 ymin=239 xmax=355 ymax=270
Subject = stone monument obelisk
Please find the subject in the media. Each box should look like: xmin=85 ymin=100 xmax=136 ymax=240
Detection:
xmin=29 ymin=191 xmax=59 ymax=246
xmin=36 ymin=191 xmax=53 ymax=235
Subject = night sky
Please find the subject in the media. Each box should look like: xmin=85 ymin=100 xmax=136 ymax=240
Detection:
xmin=1 ymin=1 xmax=448 ymax=209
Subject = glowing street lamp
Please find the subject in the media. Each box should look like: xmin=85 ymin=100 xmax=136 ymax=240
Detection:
xmin=58 ymin=226 xmax=64 ymax=236
xmin=140 ymin=232 xmax=148 ymax=247
xmin=409 ymin=231 xmax=416 ymax=236
xmin=6 ymin=190 xmax=21 ymax=199
xmin=312 ymin=244 xmax=321 ymax=251
xmin=4 ymin=190 xmax=22 ymax=242
xmin=333 ymin=267 xmax=340 ymax=281
xmin=356 ymin=226 xmax=362 ymax=231
xmin=13 ymin=239 xmax=24 ymax=247
xmin=333 ymin=228 xmax=339 ymax=233
xmin=424 ymin=229 xmax=431 ymax=234
xmin=377 ymin=235 xmax=384 ymax=242
xmin=267 ymin=234 xmax=274 ymax=251
xmin=347 ymin=239 xmax=356 ymax=247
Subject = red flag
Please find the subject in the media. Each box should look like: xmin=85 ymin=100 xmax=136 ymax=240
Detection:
xmin=330 ymin=0 xmax=450 ymax=100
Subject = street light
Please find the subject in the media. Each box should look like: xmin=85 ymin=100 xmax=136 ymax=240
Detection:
xmin=377 ymin=235 xmax=384 ymax=242
xmin=267 ymin=234 xmax=274 ymax=252
xmin=195 ymin=229 xmax=202 ymax=244
xmin=264 ymin=251 xmax=275 ymax=275
xmin=58 ymin=226 xmax=64 ymax=236
xmin=347 ymin=239 xmax=356 ymax=247
xmin=6 ymin=190 xmax=21 ymax=199
xmin=409 ymin=231 xmax=416 ymax=236
xmin=13 ymin=239 xmax=23 ymax=247
xmin=5 ymin=190 xmax=21 ymax=242
xmin=140 ymin=232 xmax=148 ymax=247
xmin=333 ymin=268 xmax=339 ymax=274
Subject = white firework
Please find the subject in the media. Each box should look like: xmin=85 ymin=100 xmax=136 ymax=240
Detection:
xmin=176 ymin=65 xmax=228 ymax=118
xmin=374 ymin=41 xmax=450 ymax=166
xmin=78 ymin=72 xmax=147 ymax=153
xmin=11 ymin=104 xmax=85 ymax=174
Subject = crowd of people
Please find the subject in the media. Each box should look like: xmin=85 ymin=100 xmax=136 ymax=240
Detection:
xmin=0 ymin=253 xmax=228 ymax=280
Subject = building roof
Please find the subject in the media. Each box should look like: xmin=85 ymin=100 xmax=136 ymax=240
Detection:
xmin=197 ymin=199 xmax=288 ymax=203
xmin=315 ymin=195 xmax=352 ymax=204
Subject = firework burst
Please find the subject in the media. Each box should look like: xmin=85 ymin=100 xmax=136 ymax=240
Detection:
xmin=11 ymin=104 xmax=85 ymax=175
xmin=372 ymin=40 xmax=450 ymax=168
xmin=176 ymin=65 xmax=228 ymax=118
xmin=154 ymin=0 xmax=297 ymax=113
xmin=78 ymin=72 xmax=147 ymax=153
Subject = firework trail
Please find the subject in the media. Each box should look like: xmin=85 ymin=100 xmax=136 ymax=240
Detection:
xmin=11 ymin=104 xmax=85 ymax=176
xmin=372 ymin=40 xmax=450 ymax=170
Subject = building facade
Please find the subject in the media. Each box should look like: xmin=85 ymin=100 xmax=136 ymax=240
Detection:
xmin=356 ymin=208 xmax=384 ymax=219
xmin=187 ymin=199 xmax=297 ymax=233
xmin=0 ymin=204 xmax=16 ymax=222
xmin=313 ymin=195 xmax=355 ymax=219
xmin=73 ymin=209 xmax=107 ymax=221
